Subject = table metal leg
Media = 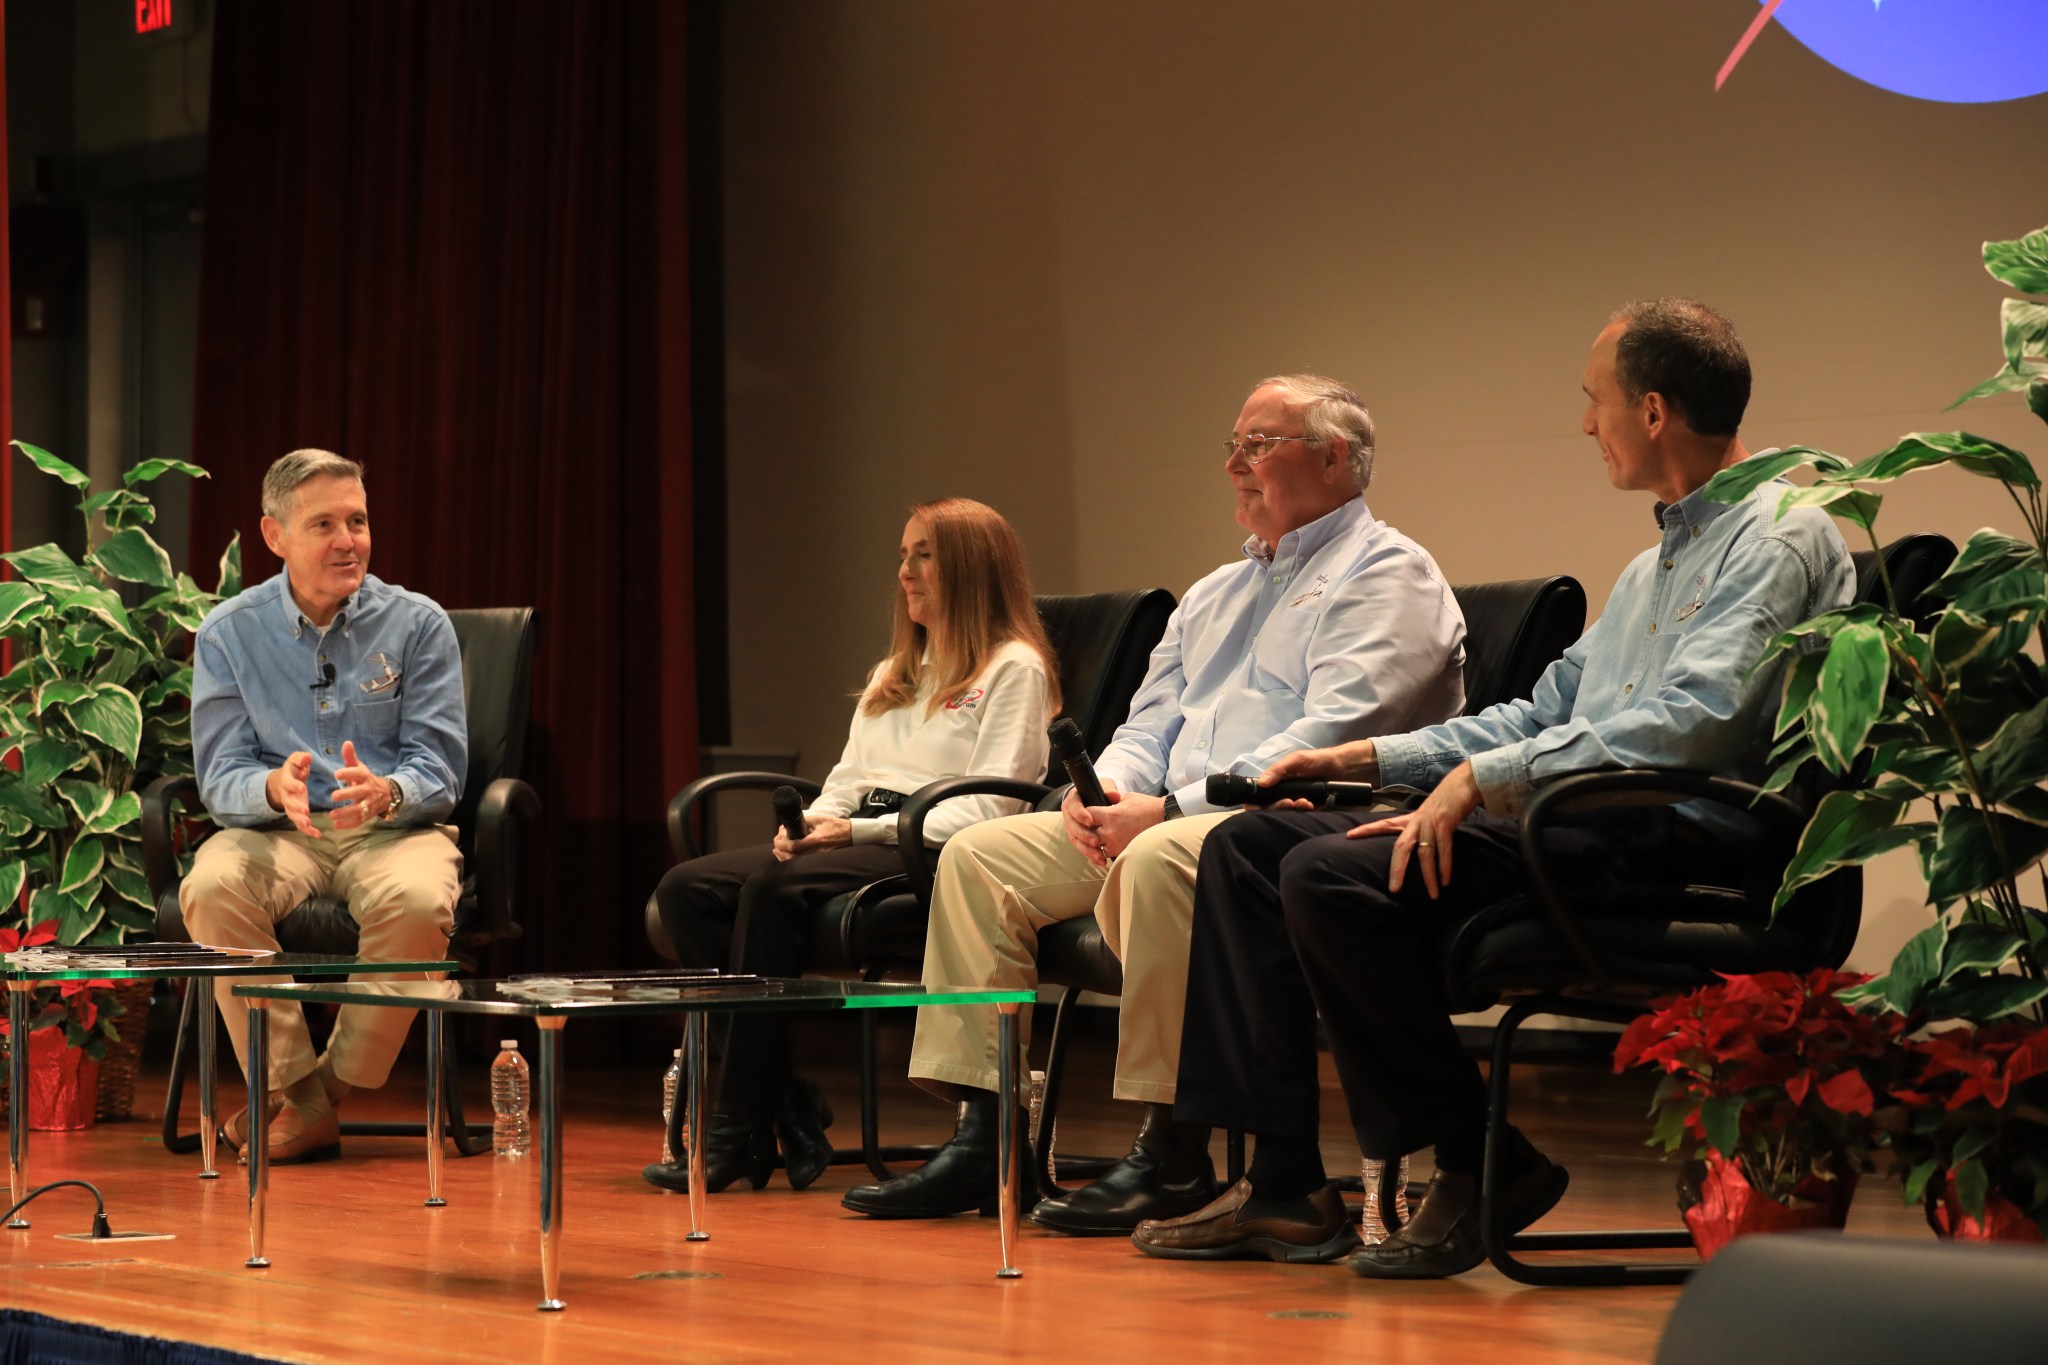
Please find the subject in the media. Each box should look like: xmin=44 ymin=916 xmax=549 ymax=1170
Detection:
xmin=536 ymin=1019 xmax=566 ymax=1312
xmin=424 ymin=1011 xmax=447 ymax=1207
xmin=245 ymin=1002 xmax=270 ymax=1268
xmin=7 ymin=983 xmax=30 ymax=1229
xmin=996 ymin=1001 xmax=1021 ymax=1279
xmin=684 ymin=1012 xmax=709 ymax=1243
xmin=197 ymin=983 xmax=220 ymax=1180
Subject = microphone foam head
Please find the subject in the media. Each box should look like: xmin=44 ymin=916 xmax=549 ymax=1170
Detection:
xmin=1047 ymin=717 xmax=1085 ymax=753
xmin=1205 ymin=772 xmax=1256 ymax=806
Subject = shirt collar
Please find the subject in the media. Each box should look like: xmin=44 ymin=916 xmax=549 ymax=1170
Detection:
xmin=1653 ymin=449 xmax=1777 ymax=538
xmin=1241 ymin=495 xmax=1367 ymax=568
xmin=276 ymin=572 xmax=365 ymax=639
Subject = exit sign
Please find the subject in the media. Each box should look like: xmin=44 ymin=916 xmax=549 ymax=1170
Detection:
xmin=131 ymin=0 xmax=199 ymax=44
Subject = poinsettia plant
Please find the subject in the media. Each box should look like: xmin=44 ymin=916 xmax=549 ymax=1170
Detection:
xmin=1883 ymin=1019 xmax=2048 ymax=1235
xmin=0 ymin=919 xmax=124 ymax=1062
xmin=1615 ymin=969 xmax=1906 ymax=1204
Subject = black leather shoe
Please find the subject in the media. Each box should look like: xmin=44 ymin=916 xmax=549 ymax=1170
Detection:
xmin=841 ymin=1091 xmax=1037 ymax=1219
xmin=1032 ymin=1140 xmax=1217 ymax=1235
xmin=774 ymin=1077 xmax=836 ymax=1192
xmin=1132 ymin=1178 xmax=1358 ymax=1263
xmin=643 ymin=1113 xmax=776 ymax=1194
xmin=1347 ymin=1142 xmax=1569 ymax=1280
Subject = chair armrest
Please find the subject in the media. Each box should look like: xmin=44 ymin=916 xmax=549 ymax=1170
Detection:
xmin=470 ymin=777 xmax=542 ymax=943
xmin=141 ymin=774 xmax=204 ymax=903
xmin=894 ymin=776 xmax=1056 ymax=906
xmin=666 ymin=771 xmax=822 ymax=861
xmin=1517 ymin=768 xmax=1808 ymax=986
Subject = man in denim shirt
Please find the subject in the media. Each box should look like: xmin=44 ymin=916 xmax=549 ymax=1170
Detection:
xmin=1139 ymin=300 xmax=1854 ymax=1274
xmin=184 ymin=449 xmax=466 ymax=1165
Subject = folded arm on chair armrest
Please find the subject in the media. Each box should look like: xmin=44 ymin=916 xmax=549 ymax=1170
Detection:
xmin=470 ymin=777 xmax=543 ymax=944
xmin=894 ymin=776 xmax=1055 ymax=907
xmin=666 ymin=772 xmax=822 ymax=862
xmin=141 ymin=774 xmax=205 ymax=904
xmin=1516 ymin=768 xmax=1810 ymax=987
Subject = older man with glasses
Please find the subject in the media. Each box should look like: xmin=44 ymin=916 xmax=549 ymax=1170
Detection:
xmin=843 ymin=374 xmax=1468 ymax=1230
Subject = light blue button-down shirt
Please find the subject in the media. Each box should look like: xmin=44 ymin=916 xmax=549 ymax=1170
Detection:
xmin=1096 ymin=496 xmax=1467 ymax=817
xmin=192 ymin=572 xmax=467 ymax=827
xmin=1373 ymin=454 xmax=1854 ymax=839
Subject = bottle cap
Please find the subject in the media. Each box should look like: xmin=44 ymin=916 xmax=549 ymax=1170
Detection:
xmin=500 ymin=1039 xmax=517 ymax=1049
xmin=672 ymin=1049 xmax=683 ymax=1058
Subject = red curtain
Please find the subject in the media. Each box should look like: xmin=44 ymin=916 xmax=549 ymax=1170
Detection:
xmin=188 ymin=1 xmax=699 ymax=1015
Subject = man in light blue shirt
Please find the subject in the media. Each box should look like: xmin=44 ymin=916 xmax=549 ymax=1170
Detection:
xmin=1138 ymin=300 xmax=1854 ymax=1274
xmin=183 ymin=449 xmax=466 ymax=1165
xmin=844 ymin=374 xmax=1468 ymax=1227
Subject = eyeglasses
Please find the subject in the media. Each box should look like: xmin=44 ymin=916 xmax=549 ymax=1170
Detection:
xmin=1222 ymin=433 xmax=1317 ymax=465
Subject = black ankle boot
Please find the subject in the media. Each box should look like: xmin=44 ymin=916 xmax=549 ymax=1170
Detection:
xmin=643 ymin=1112 xmax=775 ymax=1194
xmin=1030 ymin=1101 xmax=1216 ymax=1235
xmin=774 ymin=1077 xmax=836 ymax=1191
xmin=840 ymin=1089 xmax=1037 ymax=1218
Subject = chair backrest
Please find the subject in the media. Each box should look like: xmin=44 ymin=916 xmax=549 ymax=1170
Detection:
xmin=1450 ymin=577 xmax=1588 ymax=716
xmin=446 ymin=607 xmax=538 ymax=846
xmin=1034 ymin=590 xmax=1177 ymax=778
xmin=1851 ymin=532 xmax=1958 ymax=628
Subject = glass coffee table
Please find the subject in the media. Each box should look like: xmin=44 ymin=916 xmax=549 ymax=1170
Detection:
xmin=231 ymin=977 xmax=1036 ymax=1310
xmin=5 ymin=949 xmax=456 ymax=1227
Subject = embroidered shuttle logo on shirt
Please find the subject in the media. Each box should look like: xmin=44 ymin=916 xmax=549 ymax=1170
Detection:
xmin=360 ymin=652 xmax=403 ymax=694
xmin=1674 ymin=574 xmax=1706 ymax=623
xmin=944 ymin=688 xmax=986 ymax=711
xmin=1288 ymin=574 xmax=1331 ymax=609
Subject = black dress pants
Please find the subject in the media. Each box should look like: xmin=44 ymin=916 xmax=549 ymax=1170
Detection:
xmin=650 ymin=843 xmax=902 ymax=1114
xmin=1174 ymin=807 xmax=1737 ymax=1161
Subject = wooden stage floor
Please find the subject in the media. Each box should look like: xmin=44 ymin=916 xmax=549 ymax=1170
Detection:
xmin=3 ymin=1014 xmax=1931 ymax=1364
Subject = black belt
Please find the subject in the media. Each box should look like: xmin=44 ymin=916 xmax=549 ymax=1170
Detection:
xmin=856 ymin=788 xmax=908 ymax=818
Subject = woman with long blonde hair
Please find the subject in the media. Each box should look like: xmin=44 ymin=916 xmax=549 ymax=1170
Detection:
xmin=644 ymin=498 xmax=1059 ymax=1194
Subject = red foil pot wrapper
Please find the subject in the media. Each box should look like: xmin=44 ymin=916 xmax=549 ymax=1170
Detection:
xmin=1682 ymin=1152 xmax=1856 ymax=1261
xmin=26 ymin=1027 xmax=101 ymax=1131
xmin=1933 ymin=1183 xmax=2046 ymax=1244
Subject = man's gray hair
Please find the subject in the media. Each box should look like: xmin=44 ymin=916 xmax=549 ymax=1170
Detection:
xmin=261 ymin=449 xmax=365 ymax=522
xmin=1253 ymin=374 xmax=1376 ymax=489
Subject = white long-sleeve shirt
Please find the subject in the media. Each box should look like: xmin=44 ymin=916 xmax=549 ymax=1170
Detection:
xmin=809 ymin=639 xmax=1056 ymax=846
xmin=1095 ymin=497 xmax=1467 ymax=816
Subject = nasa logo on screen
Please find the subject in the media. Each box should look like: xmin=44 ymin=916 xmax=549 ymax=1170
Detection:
xmin=1717 ymin=0 xmax=2048 ymax=103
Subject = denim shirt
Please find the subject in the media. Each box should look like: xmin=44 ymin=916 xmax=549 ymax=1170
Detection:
xmin=1096 ymin=496 xmax=1467 ymax=817
xmin=1373 ymin=455 xmax=1854 ymax=840
xmin=192 ymin=572 xmax=467 ymax=827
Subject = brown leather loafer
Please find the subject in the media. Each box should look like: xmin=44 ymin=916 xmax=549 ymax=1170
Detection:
xmin=234 ymin=1103 xmax=342 ymax=1167
xmin=1348 ymin=1150 xmax=1569 ymax=1280
xmin=219 ymin=1092 xmax=286 ymax=1153
xmin=1133 ymin=1178 xmax=1358 ymax=1263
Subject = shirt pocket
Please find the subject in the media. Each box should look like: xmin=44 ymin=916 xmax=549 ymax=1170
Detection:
xmin=352 ymin=693 xmax=404 ymax=738
xmin=1249 ymin=602 xmax=1319 ymax=697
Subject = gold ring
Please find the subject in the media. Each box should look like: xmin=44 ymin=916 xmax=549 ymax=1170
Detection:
xmin=1416 ymin=841 xmax=1433 ymax=848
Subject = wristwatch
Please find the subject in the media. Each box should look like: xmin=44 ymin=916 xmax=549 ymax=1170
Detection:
xmin=383 ymin=777 xmax=406 ymax=821
xmin=1162 ymin=792 xmax=1184 ymax=820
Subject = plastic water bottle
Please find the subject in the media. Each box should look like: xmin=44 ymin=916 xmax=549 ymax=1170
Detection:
xmin=1025 ymin=1069 xmax=1048 ymax=1144
xmin=1360 ymin=1154 xmax=1411 ymax=1245
xmin=491 ymin=1039 xmax=531 ymax=1158
xmin=659 ymin=1049 xmax=684 ymax=1164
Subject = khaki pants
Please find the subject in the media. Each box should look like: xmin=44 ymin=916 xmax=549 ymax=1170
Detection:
xmin=909 ymin=808 xmax=1231 ymax=1104
xmin=179 ymin=815 xmax=462 ymax=1092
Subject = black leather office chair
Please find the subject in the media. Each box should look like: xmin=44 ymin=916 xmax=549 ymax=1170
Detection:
xmin=1028 ymin=575 xmax=1592 ymax=1193
xmin=648 ymin=589 xmax=1176 ymax=1178
xmin=142 ymin=607 xmax=542 ymax=1157
xmin=1449 ymin=534 xmax=1957 ymax=1285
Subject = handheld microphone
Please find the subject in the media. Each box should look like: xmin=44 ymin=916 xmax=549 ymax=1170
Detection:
xmin=1205 ymin=772 xmax=1379 ymax=809
xmin=771 ymin=786 xmax=807 ymax=843
xmin=311 ymin=662 xmax=336 ymax=690
xmin=1047 ymin=718 xmax=1109 ymax=807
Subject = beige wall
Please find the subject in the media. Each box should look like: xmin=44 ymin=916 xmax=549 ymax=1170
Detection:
xmin=722 ymin=0 xmax=2047 ymax=969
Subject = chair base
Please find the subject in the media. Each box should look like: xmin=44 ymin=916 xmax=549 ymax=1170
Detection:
xmin=1479 ymin=993 xmax=1697 ymax=1286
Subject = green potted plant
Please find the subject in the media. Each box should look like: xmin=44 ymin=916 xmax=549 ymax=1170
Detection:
xmin=1697 ymin=222 xmax=2048 ymax=1239
xmin=1614 ymin=968 xmax=1902 ymax=1258
xmin=0 ymin=441 xmax=239 ymax=1127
